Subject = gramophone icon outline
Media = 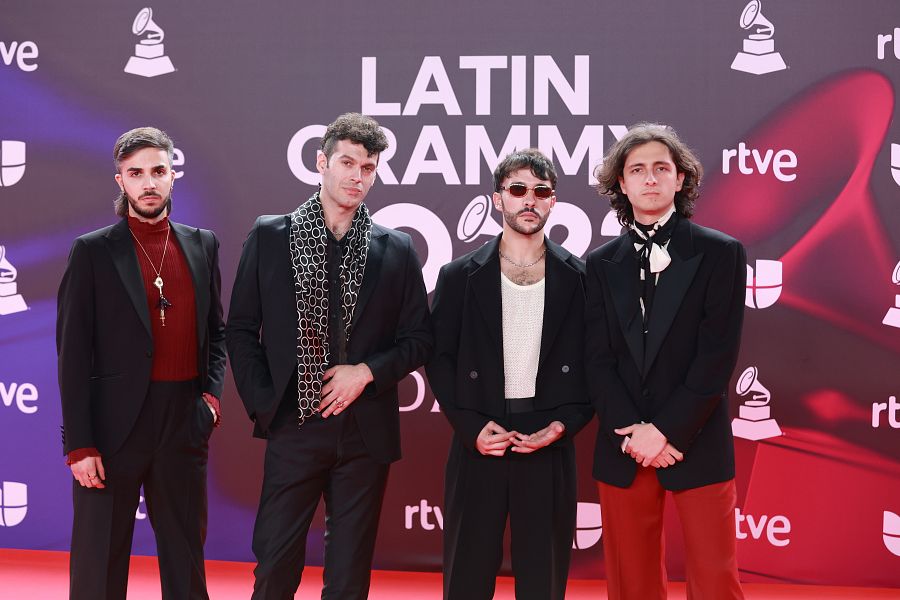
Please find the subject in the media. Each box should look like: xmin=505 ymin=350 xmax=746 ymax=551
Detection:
xmin=0 ymin=246 xmax=28 ymax=316
xmin=881 ymin=260 xmax=900 ymax=328
xmin=456 ymin=194 xmax=593 ymax=258
xmin=730 ymin=0 xmax=787 ymax=75
xmin=124 ymin=7 xmax=176 ymax=78
xmin=731 ymin=366 xmax=783 ymax=441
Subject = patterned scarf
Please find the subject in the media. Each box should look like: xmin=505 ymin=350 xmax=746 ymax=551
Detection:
xmin=288 ymin=192 xmax=372 ymax=425
xmin=630 ymin=208 xmax=677 ymax=334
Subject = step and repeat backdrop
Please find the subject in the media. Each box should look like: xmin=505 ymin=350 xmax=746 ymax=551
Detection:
xmin=1 ymin=0 xmax=899 ymax=589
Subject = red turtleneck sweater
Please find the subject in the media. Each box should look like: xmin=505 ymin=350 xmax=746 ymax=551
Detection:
xmin=66 ymin=216 xmax=219 ymax=466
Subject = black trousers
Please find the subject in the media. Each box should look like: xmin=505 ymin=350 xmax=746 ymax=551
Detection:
xmin=443 ymin=410 xmax=577 ymax=600
xmin=69 ymin=379 xmax=214 ymax=600
xmin=251 ymin=401 xmax=390 ymax=600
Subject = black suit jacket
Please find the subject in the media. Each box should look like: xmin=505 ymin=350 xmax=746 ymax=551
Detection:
xmin=586 ymin=217 xmax=746 ymax=490
xmin=427 ymin=235 xmax=593 ymax=449
xmin=225 ymin=215 xmax=432 ymax=464
xmin=57 ymin=219 xmax=227 ymax=456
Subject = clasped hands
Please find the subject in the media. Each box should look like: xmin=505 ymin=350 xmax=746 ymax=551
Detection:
xmin=475 ymin=420 xmax=565 ymax=456
xmin=615 ymin=422 xmax=683 ymax=468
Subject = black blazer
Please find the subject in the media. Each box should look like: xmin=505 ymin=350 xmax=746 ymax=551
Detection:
xmin=586 ymin=217 xmax=746 ymax=490
xmin=57 ymin=219 xmax=227 ymax=456
xmin=225 ymin=215 xmax=432 ymax=464
xmin=427 ymin=235 xmax=593 ymax=449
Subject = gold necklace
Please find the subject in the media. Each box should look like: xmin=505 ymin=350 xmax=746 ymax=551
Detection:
xmin=129 ymin=225 xmax=173 ymax=326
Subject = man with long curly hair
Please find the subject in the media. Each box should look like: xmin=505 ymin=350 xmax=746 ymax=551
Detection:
xmin=586 ymin=123 xmax=746 ymax=599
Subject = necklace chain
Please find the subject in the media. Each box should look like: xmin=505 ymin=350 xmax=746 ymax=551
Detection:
xmin=129 ymin=224 xmax=171 ymax=279
xmin=499 ymin=246 xmax=546 ymax=269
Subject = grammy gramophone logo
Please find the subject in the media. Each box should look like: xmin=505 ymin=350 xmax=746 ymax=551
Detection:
xmin=730 ymin=0 xmax=787 ymax=75
xmin=732 ymin=366 xmax=783 ymax=441
xmin=124 ymin=7 xmax=175 ymax=77
xmin=0 ymin=246 xmax=28 ymax=316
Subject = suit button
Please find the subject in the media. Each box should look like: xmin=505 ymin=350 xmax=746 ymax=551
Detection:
xmin=146 ymin=350 xmax=153 ymax=358
xmin=561 ymin=365 xmax=570 ymax=373
xmin=469 ymin=370 xmax=478 ymax=380
xmin=642 ymin=388 xmax=650 ymax=399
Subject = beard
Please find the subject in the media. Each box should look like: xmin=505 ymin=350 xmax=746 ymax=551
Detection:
xmin=501 ymin=204 xmax=549 ymax=235
xmin=123 ymin=190 xmax=172 ymax=220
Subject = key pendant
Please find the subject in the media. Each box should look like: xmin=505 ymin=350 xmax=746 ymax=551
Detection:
xmin=157 ymin=294 xmax=172 ymax=327
xmin=154 ymin=276 xmax=164 ymax=293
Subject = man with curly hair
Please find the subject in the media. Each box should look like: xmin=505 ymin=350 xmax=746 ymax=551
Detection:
xmin=586 ymin=123 xmax=746 ymax=599
xmin=226 ymin=113 xmax=432 ymax=599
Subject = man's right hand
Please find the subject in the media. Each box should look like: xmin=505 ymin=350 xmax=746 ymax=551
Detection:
xmin=475 ymin=421 xmax=517 ymax=456
xmin=650 ymin=443 xmax=684 ymax=469
xmin=70 ymin=455 xmax=106 ymax=489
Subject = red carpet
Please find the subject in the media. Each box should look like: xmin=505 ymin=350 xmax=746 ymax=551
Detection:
xmin=1 ymin=549 xmax=897 ymax=599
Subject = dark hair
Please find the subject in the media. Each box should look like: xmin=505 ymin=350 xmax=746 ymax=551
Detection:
xmin=112 ymin=127 xmax=174 ymax=218
xmin=493 ymin=148 xmax=558 ymax=192
xmin=321 ymin=113 xmax=388 ymax=159
xmin=593 ymin=122 xmax=702 ymax=227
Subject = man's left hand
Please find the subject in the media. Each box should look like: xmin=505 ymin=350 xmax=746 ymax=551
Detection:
xmin=320 ymin=363 xmax=374 ymax=418
xmin=615 ymin=422 xmax=667 ymax=467
xmin=510 ymin=421 xmax=566 ymax=454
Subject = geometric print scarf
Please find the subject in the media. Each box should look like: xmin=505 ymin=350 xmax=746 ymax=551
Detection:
xmin=288 ymin=191 xmax=371 ymax=425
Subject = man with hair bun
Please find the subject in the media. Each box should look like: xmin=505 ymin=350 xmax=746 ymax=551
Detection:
xmin=586 ymin=123 xmax=746 ymax=599
xmin=227 ymin=112 xmax=432 ymax=600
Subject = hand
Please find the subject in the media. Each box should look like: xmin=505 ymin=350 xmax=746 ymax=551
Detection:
xmin=70 ymin=455 xmax=106 ymax=489
xmin=510 ymin=421 xmax=566 ymax=454
xmin=615 ymin=422 xmax=668 ymax=467
xmin=320 ymin=363 xmax=374 ymax=418
xmin=476 ymin=421 xmax=517 ymax=457
xmin=650 ymin=443 xmax=684 ymax=468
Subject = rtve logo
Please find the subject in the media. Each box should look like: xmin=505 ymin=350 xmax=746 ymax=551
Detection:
xmin=0 ymin=141 xmax=26 ymax=187
xmin=877 ymin=28 xmax=900 ymax=60
xmin=0 ymin=481 xmax=27 ymax=527
xmin=404 ymin=499 xmax=443 ymax=531
xmin=872 ymin=396 xmax=900 ymax=429
xmin=722 ymin=143 xmax=797 ymax=182
xmin=745 ymin=259 xmax=782 ymax=309
xmin=0 ymin=41 xmax=38 ymax=72
xmin=0 ymin=381 xmax=38 ymax=414
xmin=735 ymin=507 xmax=791 ymax=547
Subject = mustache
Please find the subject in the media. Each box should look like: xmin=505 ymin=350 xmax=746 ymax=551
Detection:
xmin=518 ymin=208 xmax=540 ymax=216
xmin=140 ymin=191 xmax=163 ymax=198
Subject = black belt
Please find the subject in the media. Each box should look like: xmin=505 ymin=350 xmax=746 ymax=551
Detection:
xmin=505 ymin=397 xmax=535 ymax=414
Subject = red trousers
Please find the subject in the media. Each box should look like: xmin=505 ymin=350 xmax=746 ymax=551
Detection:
xmin=597 ymin=467 xmax=744 ymax=600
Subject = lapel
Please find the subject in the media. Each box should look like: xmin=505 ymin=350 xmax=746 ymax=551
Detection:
xmin=349 ymin=225 xmax=388 ymax=331
xmin=642 ymin=218 xmax=703 ymax=377
xmin=171 ymin=221 xmax=209 ymax=347
xmin=468 ymin=235 xmax=504 ymax=356
xmin=537 ymin=239 xmax=580 ymax=368
xmin=604 ymin=235 xmax=645 ymax=374
xmin=105 ymin=219 xmax=152 ymax=337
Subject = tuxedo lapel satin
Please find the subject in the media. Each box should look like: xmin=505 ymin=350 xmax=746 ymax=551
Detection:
xmin=171 ymin=222 xmax=209 ymax=348
xmin=469 ymin=237 xmax=503 ymax=357
xmin=605 ymin=238 xmax=644 ymax=374
xmin=643 ymin=220 xmax=702 ymax=377
xmin=105 ymin=219 xmax=152 ymax=337
xmin=538 ymin=243 xmax=578 ymax=368
xmin=350 ymin=228 xmax=387 ymax=332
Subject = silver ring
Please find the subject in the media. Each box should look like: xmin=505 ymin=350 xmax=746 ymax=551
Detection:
xmin=88 ymin=474 xmax=97 ymax=479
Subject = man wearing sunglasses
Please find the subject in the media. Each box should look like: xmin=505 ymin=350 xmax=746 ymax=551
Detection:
xmin=586 ymin=123 xmax=746 ymax=599
xmin=428 ymin=149 xmax=593 ymax=600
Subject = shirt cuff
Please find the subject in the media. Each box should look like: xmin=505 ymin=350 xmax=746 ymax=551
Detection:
xmin=66 ymin=447 xmax=100 ymax=465
xmin=203 ymin=393 xmax=222 ymax=427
